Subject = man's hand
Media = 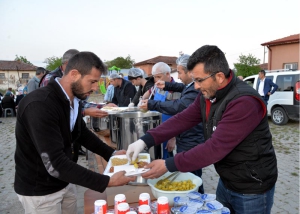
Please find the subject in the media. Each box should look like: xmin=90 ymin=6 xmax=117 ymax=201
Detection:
xmin=84 ymin=108 xmax=108 ymax=118
xmin=128 ymin=103 xmax=135 ymax=107
xmin=166 ymin=137 xmax=176 ymax=152
xmin=155 ymin=80 xmax=165 ymax=89
xmin=141 ymin=160 xmax=168 ymax=179
xmin=108 ymin=171 xmax=136 ymax=187
xmin=138 ymin=99 xmax=149 ymax=111
xmin=114 ymin=150 xmax=126 ymax=156
xmin=126 ymin=139 xmax=146 ymax=162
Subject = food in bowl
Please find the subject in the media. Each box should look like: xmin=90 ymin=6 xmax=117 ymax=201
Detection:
xmin=155 ymin=179 xmax=196 ymax=191
xmin=147 ymin=172 xmax=202 ymax=206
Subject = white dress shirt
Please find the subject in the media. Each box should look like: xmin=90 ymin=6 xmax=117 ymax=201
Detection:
xmin=258 ymin=78 xmax=265 ymax=96
xmin=55 ymin=78 xmax=79 ymax=131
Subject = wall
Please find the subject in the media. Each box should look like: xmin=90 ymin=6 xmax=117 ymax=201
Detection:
xmin=0 ymin=70 xmax=36 ymax=90
xmin=268 ymin=43 xmax=299 ymax=70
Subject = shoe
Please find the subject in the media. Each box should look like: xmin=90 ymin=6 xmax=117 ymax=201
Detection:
xmin=78 ymin=149 xmax=86 ymax=156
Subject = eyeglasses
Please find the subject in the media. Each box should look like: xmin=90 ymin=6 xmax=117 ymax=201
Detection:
xmin=192 ymin=73 xmax=217 ymax=83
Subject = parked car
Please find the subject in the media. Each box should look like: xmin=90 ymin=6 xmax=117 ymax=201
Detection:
xmin=243 ymin=70 xmax=300 ymax=125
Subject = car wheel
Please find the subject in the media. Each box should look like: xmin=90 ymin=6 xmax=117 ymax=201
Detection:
xmin=271 ymin=107 xmax=289 ymax=125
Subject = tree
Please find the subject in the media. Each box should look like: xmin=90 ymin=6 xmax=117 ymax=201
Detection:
xmin=105 ymin=55 xmax=135 ymax=69
xmin=14 ymin=55 xmax=33 ymax=65
xmin=44 ymin=56 xmax=62 ymax=71
xmin=234 ymin=54 xmax=261 ymax=78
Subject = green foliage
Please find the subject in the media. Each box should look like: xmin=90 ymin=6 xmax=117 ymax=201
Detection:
xmin=234 ymin=54 xmax=261 ymax=78
xmin=44 ymin=56 xmax=62 ymax=71
xmin=14 ymin=55 xmax=33 ymax=65
xmin=106 ymin=55 xmax=135 ymax=69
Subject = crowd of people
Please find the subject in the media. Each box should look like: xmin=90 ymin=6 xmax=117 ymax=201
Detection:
xmin=1 ymin=45 xmax=278 ymax=214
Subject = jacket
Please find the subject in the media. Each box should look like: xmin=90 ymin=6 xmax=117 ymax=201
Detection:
xmin=27 ymin=76 xmax=40 ymax=93
xmin=258 ymin=78 xmax=278 ymax=102
xmin=149 ymin=81 xmax=204 ymax=151
xmin=132 ymin=76 xmax=155 ymax=106
xmin=200 ymin=77 xmax=277 ymax=193
xmin=1 ymin=95 xmax=16 ymax=110
xmin=141 ymin=72 xmax=277 ymax=194
xmin=14 ymin=78 xmax=114 ymax=196
xmin=39 ymin=66 xmax=63 ymax=88
xmin=112 ymin=79 xmax=137 ymax=107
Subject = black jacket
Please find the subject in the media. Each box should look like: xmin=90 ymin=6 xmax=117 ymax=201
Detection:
xmin=14 ymin=78 xmax=114 ymax=196
xmin=112 ymin=79 xmax=137 ymax=107
xmin=132 ymin=76 xmax=155 ymax=106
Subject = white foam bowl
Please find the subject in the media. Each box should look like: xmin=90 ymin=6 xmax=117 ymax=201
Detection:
xmin=147 ymin=172 xmax=202 ymax=206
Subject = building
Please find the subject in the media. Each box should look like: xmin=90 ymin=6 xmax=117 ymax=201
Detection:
xmin=134 ymin=56 xmax=177 ymax=76
xmin=261 ymin=34 xmax=299 ymax=70
xmin=0 ymin=60 xmax=37 ymax=90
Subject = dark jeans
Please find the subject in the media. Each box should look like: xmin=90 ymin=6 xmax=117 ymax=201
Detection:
xmin=176 ymin=147 xmax=204 ymax=194
xmin=216 ymin=179 xmax=275 ymax=214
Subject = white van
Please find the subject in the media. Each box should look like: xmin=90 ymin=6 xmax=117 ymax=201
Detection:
xmin=243 ymin=70 xmax=300 ymax=125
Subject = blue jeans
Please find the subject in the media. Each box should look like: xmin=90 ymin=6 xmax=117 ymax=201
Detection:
xmin=216 ymin=179 xmax=275 ymax=214
xmin=176 ymin=147 xmax=204 ymax=194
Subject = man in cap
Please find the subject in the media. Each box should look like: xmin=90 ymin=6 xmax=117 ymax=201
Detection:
xmin=127 ymin=68 xmax=154 ymax=107
xmin=109 ymin=73 xmax=137 ymax=106
xmin=141 ymin=62 xmax=181 ymax=159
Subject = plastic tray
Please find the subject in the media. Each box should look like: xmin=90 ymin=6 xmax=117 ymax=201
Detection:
xmin=103 ymin=153 xmax=150 ymax=177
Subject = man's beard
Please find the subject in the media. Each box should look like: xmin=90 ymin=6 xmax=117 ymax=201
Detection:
xmin=71 ymin=79 xmax=92 ymax=100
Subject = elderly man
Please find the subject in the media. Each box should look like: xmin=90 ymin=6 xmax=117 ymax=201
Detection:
xmin=140 ymin=55 xmax=205 ymax=193
xmin=127 ymin=45 xmax=277 ymax=214
xmin=127 ymin=68 xmax=154 ymax=107
xmin=27 ymin=67 xmax=47 ymax=93
xmin=141 ymin=62 xmax=181 ymax=159
xmin=110 ymin=73 xmax=137 ymax=107
xmin=15 ymin=52 xmax=136 ymax=214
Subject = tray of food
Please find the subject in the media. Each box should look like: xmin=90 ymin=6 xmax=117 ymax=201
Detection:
xmin=101 ymin=106 xmax=128 ymax=114
xmin=103 ymin=153 xmax=150 ymax=176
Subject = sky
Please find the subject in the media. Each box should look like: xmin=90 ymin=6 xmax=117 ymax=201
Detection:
xmin=0 ymin=0 xmax=299 ymax=69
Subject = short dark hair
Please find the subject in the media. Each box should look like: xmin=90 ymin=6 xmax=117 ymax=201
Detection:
xmin=259 ymin=70 xmax=266 ymax=76
xmin=36 ymin=67 xmax=46 ymax=75
xmin=187 ymin=45 xmax=230 ymax=78
xmin=64 ymin=52 xmax=107 ymax=76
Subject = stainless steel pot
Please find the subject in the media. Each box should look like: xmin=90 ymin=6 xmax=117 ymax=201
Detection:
xmin=108 ymin=114 xmax=118 ymax=144
xmin=90 ymin=116 xmax=109 ymax=132
xmin=115 ymin=111 xmax=162 ymax=152
xmin=114 ymin=111 xmax=162 ymax=186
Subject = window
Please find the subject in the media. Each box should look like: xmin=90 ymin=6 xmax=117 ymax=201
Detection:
xmin=0 ymin=73 xmax=5 ymax=79
xmin=284 ymin=63 xmax=298 ymax=70
xmin=276 ymin=74 xmax=300 ymax=91
xmin=22 ymin=73 xmax=29 ymax=79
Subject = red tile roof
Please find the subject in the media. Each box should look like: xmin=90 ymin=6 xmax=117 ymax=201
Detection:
xmin=0 ymin=60 xmax=37 ymax=71
xmin=134 ymin=56 xmax=177 ymax=66
xmin=261 ymin=34 xmax=300 ymax=46
xmin=259 ymin=63 xmax=268 ymax=70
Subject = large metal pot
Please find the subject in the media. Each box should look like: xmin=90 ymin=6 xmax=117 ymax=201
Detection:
xmin=90 ymin=116 xmax=109 ymax=132
xmin=115 ymin=111 xmax=162 ymax=152
xmin=114 ymin=111 xmax=162 ymax=185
